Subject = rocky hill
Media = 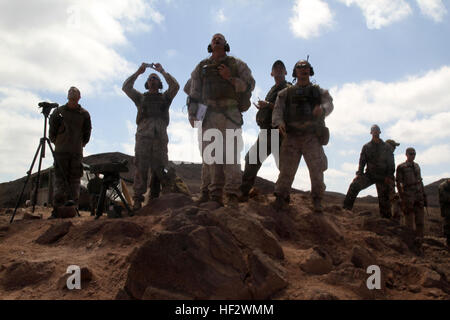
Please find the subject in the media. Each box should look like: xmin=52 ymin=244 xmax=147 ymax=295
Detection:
xmin=0 ymin=152 xmax=448 ymax=300
xmin=0 ymin=191 xmax=448 ymax=300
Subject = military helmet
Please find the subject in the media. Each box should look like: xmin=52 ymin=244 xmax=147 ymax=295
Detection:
xmin=145 ymin=73 xmax=163 ymax=90
xmin=292 ymin=59 xmax=314 ymax=77
xmin=385 ymin=139 xmax=400 ymax=148
xmin=370 ymin=124 xmax=381 ymax=134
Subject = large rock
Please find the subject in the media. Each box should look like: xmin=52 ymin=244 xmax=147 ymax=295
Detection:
xmin=35 ymin=221 xmax=72 ymax=244
xmin=0 ymin=260 xmax=54 ymax=290
xmin=123 ymin=226 xmax=251 ymax=299
xmin=299 ymin=247 xmax=333 ymax=275
xmin=247 ymin=250 xmax=288 ymax=299
xmin=351 ymin=245 xmax=377 ymax=269
xmin=208 ymin=208 xmax=284 ymax=260
xmin=137 ymin=193 xmax=193 ymax=216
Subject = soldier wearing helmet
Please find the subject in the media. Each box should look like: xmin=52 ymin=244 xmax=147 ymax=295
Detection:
xmin=343 ymin=125 xmax=395 ymax=218
xmin=271 ymin=58 xmax=334 ymax=213
xmin=122 ymin=62 xmax=180 ymax=211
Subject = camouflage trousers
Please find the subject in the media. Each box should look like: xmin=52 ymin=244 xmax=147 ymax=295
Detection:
xmin=274 ymin=133 xmax=327 ymax=201
xmin=441 ymin=205 xmax=450 ymax=242
xmin=89 ymin=194 xmax=100 ymax=216
xmin=133 ymin=133 xmax=168 ymax=203
xmin=202 ymin=110 xmax=242 ymax=198
xmin=401 ymin=188 xmax=425 ymax=238
xmin=241 ymin=128 xmax=282 ymax=196
xmin=343 ymin=174 xmax=391 ymax=218
xmin=53 ymin=152 xmax=83 ymax=208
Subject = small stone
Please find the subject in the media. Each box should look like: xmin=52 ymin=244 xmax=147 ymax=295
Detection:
xmin=421 ymin=269 xmax=441 ymax=288
xmin=23 ymin=212 xmax=41 ymax=220
xmin=299 ymin=247 xmax=333 ymax=275
xmin=408 ymin=285 xmax=421 ymax=293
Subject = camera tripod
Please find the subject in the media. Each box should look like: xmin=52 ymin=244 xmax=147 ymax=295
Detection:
xmin=10 ymin=102 xmax=79 ymax=223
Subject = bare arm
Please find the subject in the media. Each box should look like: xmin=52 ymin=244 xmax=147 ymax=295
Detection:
xmin=161 ymin=70 xmax=180 ymax=102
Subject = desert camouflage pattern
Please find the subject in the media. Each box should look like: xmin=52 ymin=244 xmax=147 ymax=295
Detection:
xmin=343 ymin=139 xmax=395 ymax=218
xmin=189 ymin=55 xmax=255 ymax=199
xmin=274 ymin=133 xmax=327 ymax=202
xmin=396 ymin=161 xmax=425 ymax=238
xmin=123 ymin=70 xmax=179 ymax=204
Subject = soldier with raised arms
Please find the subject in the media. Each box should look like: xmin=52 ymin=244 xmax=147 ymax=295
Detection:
xmin=122 ymin=62 xmax=179 ymax=210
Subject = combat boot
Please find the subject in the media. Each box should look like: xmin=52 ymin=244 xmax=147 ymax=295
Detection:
xmin=225 ymin=194 xmax=239 ymax=209
xmin=132 ymin=201 xmax=142 ymax=211
xmin=210 ymin=195 xmax=224 ymax=207
xmin=272 ymin=194 xmax=289 ymax=211
xmin=194 ymin=191 xmax=210 ymax=205
xmin=312 ymin=198 xmax=323 ymax=215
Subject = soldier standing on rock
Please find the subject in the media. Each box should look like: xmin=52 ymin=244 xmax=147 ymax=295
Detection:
xmin=343 ymin=125 xmax=394 ymax=218
xmin=49 ymin=86 xmax=92 ymax=218
xmin=122 ymin=62 xmax=180 ymax=211
xmin=186 ymin=33 xmax=255 ymax=209
xmin=271 ymin=59 xmax=334 ymax=213
xmin=386 ymin=139 xmax=402 ymax=223
xmin=239 ymin=60 xmax=291 ymax=202
xmin=439 ymin=178 xmax=450 ymax=247
xmin=396 ymin=148 xmax=426 ymax=241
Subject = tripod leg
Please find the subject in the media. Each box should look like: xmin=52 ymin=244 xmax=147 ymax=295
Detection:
xmin=95 ymin=183 xmax=108 ymax=220
xmin=10 ymin=142 xmax=43 ymax=223
xmin=32 ymin=138 xmax=46 ymax=213
xmin=112 ymin=185 xmax=133 ymax=217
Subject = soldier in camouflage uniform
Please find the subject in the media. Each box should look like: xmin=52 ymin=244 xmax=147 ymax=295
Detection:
xmin=184 ymin=78 xmax=211 ymax=203
xmin=386 ymin=139 xmax=402 ymax=222
xmin=272 ymin=60 xmax=334 ymax=213
xmin=187 ymin=33 xmax=255 ymax=208
xmin=49 ymin=86 xmax=92 ymax=216
xmin=438 ymin=178 xmax=450 ymax=247
xmin=343 ymin=125 xmax=394 ymax=218
xmin=239 ymin=60 xmax=291 ymax=201
xmin=122 ymin=62 xmax=179 ymax=210
xmin=396 ymin=147 xmax=426 ymax=239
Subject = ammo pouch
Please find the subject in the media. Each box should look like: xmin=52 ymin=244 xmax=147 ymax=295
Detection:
xmin=256 ymin=107 xmax=272 ymax=128
xmin=316 ymin=125 xmax=330 ymax=146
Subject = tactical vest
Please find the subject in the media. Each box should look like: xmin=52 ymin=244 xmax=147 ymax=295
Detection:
xmin=256 ymin=81 xmax=290 ymax=128
xmin=399 ymin=162 xmax=422 ymax=189
xmin=285 ymin=84 xmax=321 ymax=125
xmin=200 ymin=56 xmax=239 ymax=101
xmin=136 ymin=92 xmax=170 ymax=126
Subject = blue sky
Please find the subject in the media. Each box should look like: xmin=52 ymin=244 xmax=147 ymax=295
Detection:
xmin=0 ymin=0 xmax=449 ymax=196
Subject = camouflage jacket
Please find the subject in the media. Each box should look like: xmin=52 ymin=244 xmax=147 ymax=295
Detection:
xmin=256 ymin=81 xmax=291 ymax=129
xmin=122 ymin=71 xmax=179 ymax=137
xmin=396 ymin=161 xmax=424 ymax=192
xmin=357 ymin=140 xmax=395 ymax=180
xmin=272 ymin=83 xmax=334 ymax=130
xmin=49 ymin=104 xmax=91 ymax=155
xmin=188 ymin=55 xmax=255 ymax=124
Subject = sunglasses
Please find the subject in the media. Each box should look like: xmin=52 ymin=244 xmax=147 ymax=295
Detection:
xmin=407 ymin=152 xmax=416 ymax=155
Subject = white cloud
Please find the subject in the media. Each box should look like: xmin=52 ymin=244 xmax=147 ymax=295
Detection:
xmin=338 ymin=0 xmax=412 ymax=29
xmin=417 ymin=144 xmax=450 ymax=166
xmin=416 ymin=0 xmax=447 ymax=22
xmin=217 ymin=8 xmax=227 ymax=23
xmin=328 ymin=65 xmax=450 ymax=141
xmin=166 ymin=49 xmax=177 ymax=58
xmin=0 ymin=0 xmax=163 ymax=95
xmin=289 ymin=0 xmax=334 ymax=39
